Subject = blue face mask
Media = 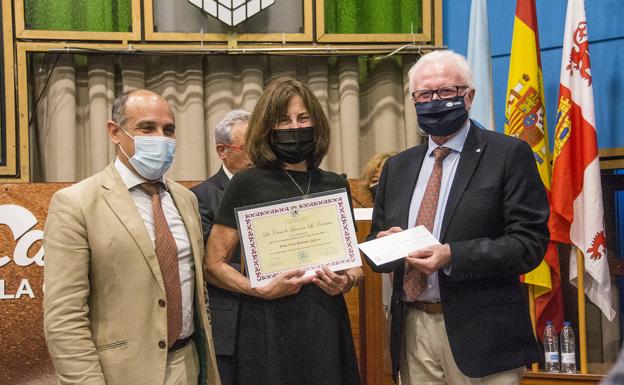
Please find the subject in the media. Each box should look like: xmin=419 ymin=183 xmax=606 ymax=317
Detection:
xmin=119 ymin=129 xmax=176 ymax=180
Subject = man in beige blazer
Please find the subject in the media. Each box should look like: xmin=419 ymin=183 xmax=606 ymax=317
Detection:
xmin=43 ymin=89 xmax=221 ymax=385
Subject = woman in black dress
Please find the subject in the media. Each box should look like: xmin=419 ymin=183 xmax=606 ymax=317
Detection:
xmin=204 ymin=77 xmax=363 ymax=385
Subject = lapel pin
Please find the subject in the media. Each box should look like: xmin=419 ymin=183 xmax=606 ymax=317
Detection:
xmin=476 ymin=148 xmax=481 ymax=153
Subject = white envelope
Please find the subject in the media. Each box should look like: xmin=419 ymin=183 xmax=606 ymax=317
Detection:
xmin=359 ymin=225 xmax=440 ymax=266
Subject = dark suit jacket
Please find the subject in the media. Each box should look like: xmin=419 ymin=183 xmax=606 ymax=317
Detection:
xmin=192 ymin=167 xmax=241 ymax=357
xmin=366 ymin=121 xmax=549 ymax=380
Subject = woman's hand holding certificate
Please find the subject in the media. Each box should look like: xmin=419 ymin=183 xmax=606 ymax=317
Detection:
xmin=253 ymin=268 xmax=313 ymax=299
xmin=312 ymin=266 xmax=352 ymax=296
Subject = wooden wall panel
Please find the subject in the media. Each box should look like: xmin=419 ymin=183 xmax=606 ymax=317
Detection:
xmin=0 ymin=183 xmax=67 ymax=385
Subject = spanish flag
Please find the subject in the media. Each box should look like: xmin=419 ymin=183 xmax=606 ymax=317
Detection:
xmin=504 ymin=0 xmax=564 ymax=338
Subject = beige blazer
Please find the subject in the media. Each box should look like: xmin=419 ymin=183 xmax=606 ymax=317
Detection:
xmin=43 ymin=164 xmax=221 ymax=385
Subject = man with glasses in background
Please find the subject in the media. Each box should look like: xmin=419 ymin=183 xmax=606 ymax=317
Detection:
xmin=365 ymin=50 xmax=549 ymax=385
xmin=192 ymin=110 xmax=252 ymax=385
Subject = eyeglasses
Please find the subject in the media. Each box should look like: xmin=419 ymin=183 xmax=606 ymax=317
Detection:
xmin=411 ymin=86 xmax=469 ymax=103
xmin=223 ymin=144 xmax=245 ymax=151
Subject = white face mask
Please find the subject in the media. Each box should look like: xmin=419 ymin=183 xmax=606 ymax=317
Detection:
xmin=119 ymin=129 xmax=176 ymax=180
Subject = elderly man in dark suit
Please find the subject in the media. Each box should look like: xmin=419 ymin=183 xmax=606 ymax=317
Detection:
xmin=191 ymin=110 xmax=252 ymax=385
xmin=366 ymin=50 xmax=550 ymax=384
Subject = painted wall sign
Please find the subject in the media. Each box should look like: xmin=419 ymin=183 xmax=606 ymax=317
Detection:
xmin=0 ymin=183 xmax=66 ymax=384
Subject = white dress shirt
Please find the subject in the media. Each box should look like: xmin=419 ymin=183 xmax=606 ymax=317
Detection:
xmin=115 ymin=158 xmax=195 ymax=339
xmin=407 ymin=121 xmax=470 ymax=302
xmin=222 ymin=164 xmax=234 ymax=180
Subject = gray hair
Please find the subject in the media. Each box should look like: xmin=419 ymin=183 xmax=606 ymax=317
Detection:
xmin=111 ymin=90 xmax=134 ymax=129
xmin=215 ymin=109 xmax=251 ymax=144
xmin=407 ymin=50 xmax=475 ymax=93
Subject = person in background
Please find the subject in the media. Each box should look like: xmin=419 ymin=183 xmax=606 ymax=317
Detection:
xmin=351 ymin=152 xmax=396 ymax=208
xmin=204 ymin=77 xmax=362 ymax=385
xmin=43 ymin=89 xmax=221 ymax=385
xmin=366 ymin=50 xmax=549 ymax=385
xmin=191 ymin=109 xmax=252 ymax=385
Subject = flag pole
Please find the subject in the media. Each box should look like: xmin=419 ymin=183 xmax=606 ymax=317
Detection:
xmin=528 ymin=285 xmax=539 ymax=372
xmin=576 ymin=248 xmax=588 ymax=374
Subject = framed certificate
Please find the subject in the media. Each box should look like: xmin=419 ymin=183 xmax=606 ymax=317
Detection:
xmin=235 ymin=188 xmax=361 ymax=288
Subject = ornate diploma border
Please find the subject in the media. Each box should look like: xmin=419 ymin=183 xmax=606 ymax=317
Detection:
xmin=236 ymin=188 xmax=359 ymax=287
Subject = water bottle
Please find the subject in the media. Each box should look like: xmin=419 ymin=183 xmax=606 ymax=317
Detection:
xmin=560 ymin=321 xmax=577 ymax=374
xmin=543 ymin=320 xmax=560 ymax=373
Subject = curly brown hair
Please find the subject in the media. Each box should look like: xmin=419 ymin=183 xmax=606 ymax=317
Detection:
xmin=246 ymin=77 xmax=330 ymax=169
xmin=361 ymin=152 xmax=396 ymax=187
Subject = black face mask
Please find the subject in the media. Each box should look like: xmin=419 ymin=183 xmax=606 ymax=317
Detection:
xmin=271 ymin=127 xmax=315 ymax=164
xmin=415 ymin=96 xmax=469 ymax=137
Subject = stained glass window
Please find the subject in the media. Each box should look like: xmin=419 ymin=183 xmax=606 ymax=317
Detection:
xmin=187 ymin=0 xmax=275 ymax=27
xmin=153 ymin=0 xmax=303 ymax=34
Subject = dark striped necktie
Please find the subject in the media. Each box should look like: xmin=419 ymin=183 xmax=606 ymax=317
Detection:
xmin=140 ymin=182 xmax=182 ymax=346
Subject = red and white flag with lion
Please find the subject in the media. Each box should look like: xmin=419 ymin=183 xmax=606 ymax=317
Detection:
xmin=551 ymin=0 xmax=615 ymax=320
